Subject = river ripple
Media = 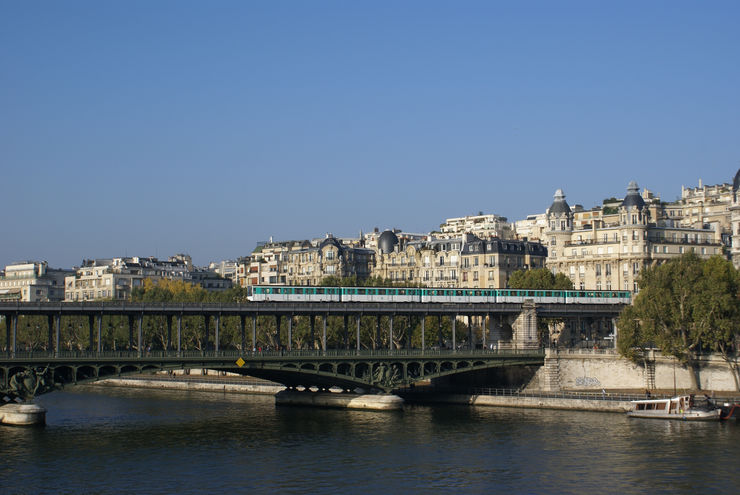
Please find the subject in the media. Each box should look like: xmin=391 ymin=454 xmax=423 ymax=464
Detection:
xmin=1 ymin=387 xmax=738 ymax=494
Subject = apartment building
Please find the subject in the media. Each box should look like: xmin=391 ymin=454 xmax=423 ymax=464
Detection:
xmin=0 ymin=261 xmax=72 ymax=302
xmin=545 ymin=182 xmax=724 ymax=291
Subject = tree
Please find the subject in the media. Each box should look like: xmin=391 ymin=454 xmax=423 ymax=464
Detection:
xmin=508 ymin=268 xmax=573 ymax=290
xmin=617 ymin=253 xmax=740 ymax=391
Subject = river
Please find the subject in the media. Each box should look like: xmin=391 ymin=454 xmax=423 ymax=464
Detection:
xmin=1 ymin=387 xmax=738 ymax=494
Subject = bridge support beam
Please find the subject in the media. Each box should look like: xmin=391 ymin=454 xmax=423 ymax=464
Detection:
xmin=252 ymin=315 xmax=257 ymax=352
xmin=177 ymin=314 xmax=182 ymax=356
xmin=275 ymin=315 xmax=281 ymax=350
xmin=389 ymin=316 xmax=394 ymax=351
xmin=467 ymin=315 xmax=473 ymax=351
xmin=215 ymin=314 xmax=220 ymax=353
xmin=288 ymin=315 xmax=293 ymax=351
xmin=239 ymin=315 xmax=246 ymax=353
xmin=322 ymin=314 xmax=327 ymax=352
xmin=166 ymin=315 xmax=172 ymax=351
xmin=97 ymin=314 xmax=102 ymax=354
xmin=204 ymin=315 xmax=210 ymax=351
xmin=47 ymin=315 xmax=54 ymax=356
xmin=452 ymin=315 xmax=457 ymax=351
xmin=55 ymin=313 xmax=60 ymax=357
xmin=375 ymin=316 xmax=381 ymax=351
xmin=356 ymin=315 xmax=361 ymax=352
xmin=137 ymin=314 xmax=143 ymax=357
xmin=310 ymin=315 xmax=315 ymax=350
xmin=10 ymin=314 xmax=17 ymax=358
xmin=421 ymin=316 xmax=425 ymax=351
xmin=88 ymin=315 xmax=95 ymax=352
xmin=438 ymin=315 xmax=443 ymax=348
xmin=128 ymin=316 xmax=134 ymax=350
xmin=343 ymin=316 xmax=349 ymax=350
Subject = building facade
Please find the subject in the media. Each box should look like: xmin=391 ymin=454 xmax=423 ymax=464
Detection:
xmin=545 ymin=182 xmax=724 ymax=291
xmin=0 ymin=261 xmax=72 ymax=302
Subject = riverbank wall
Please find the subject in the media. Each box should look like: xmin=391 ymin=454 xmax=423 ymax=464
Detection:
xmin=402 ymin=391 xmax=633 ymax=412
xmin=527 ymin=349 xmax=740 ymax=392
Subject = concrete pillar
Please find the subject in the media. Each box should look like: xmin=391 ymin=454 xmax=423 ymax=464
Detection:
xmin=128 ymin=316 xmax=134 ymax=350
xmin=438 ymin=315 xmax=443 ymax=348
xmin=612 ymin=317 xmax=618 ymax=350
xmin=343 ymin=315 xmax=349 ymax=349
xmin=484 ymin=313 xmax=490 ymax=350
xmin=513 ymin=301 xmax=538 ymax=350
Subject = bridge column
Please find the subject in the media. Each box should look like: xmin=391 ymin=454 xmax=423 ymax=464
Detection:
xmin=310 ymin=315 xmax=315 ymax=350
xmin=421 ymin=316 xmax=425 ymax=351
xmin=177 ymin=314 xmax=182 ymax=357
xmin=55 ymin=313 xmax=61 ymax=357
xmin=322 ymin=314 xmax=327 ymax=353
xmin=215 ymin=314 xmax=220 ymax=353
xmin=166 ymin=315 xmax=173 ymax=351
xmin=47 ymin=315 xmax=54 ymax=356
xmin=356 ymin=314 xmax=361 ymax=352
xmin=128 ymin=316 xmax=134 ymax=350
xmin=137 ymin=314 xmax=143 ymax=357
xmin=97 ymin=314 xmax=102 ymax=354
xmin=611 ymin=317 xmax=618 ymax=350
xmin=204 ymin=315 xmax=210 ymax=352
xmin=452 ymin=315 xmax=457 ymax=352
xmin=10 ymin=313 xmax=17 ymax=357
xmin=343 ymin=315 xmax=349 ymax=350
xmin=375 ymin=316 xmax=381 ymax=351
xmin=389 ymin=315 xmax=394 ymax=351
xmin=252 ymin=315 xmax=257 ymax=352
xmin=275 ymin=315 xmax=282 ymax=350
xmin=467 ymin=315 xmax=473 ymax=350
xmin=239 ymin=315 xmax=246 ymax=353
xmin=88 ymin=315 xmax=95 ymax=351
xmin=288 ymin=315 xmax=293 ymax=351
xmin=438 ymin=315 xmax=443 ymax=348
xmin=484 ymin=313 xmax=490 ymax=350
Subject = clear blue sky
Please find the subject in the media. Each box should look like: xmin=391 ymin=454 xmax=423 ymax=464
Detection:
xmin=2 ymin=1 xmax=739 ymax=269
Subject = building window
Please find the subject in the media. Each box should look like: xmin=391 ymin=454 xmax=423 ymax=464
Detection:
xmin=595 ymin=264 xmax=601 ymax=276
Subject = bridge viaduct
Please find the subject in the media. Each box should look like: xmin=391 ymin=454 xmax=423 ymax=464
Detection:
xmin=0 ymin=301 xmax=625 ymax=398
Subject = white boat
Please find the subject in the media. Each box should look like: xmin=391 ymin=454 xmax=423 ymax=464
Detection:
xmin=627 ymin=395 xmax=721 ymax=421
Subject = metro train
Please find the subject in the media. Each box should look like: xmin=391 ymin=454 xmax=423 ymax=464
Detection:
xmin=248 ymin=286 xmax=632 ymax=305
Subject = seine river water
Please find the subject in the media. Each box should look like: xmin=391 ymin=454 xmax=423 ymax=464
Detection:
xmin=2 ymin=387 xmax=738 ymax=494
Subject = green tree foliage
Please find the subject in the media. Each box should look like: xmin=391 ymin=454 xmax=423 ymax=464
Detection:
xmin=618 ymin=253 xmax=740 ymax=391
xmin=508 ymin=268 xmax=573 ymax=290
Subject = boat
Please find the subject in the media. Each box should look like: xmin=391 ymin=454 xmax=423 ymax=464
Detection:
xmin=627 ymin=394 xmax=721 ymax=421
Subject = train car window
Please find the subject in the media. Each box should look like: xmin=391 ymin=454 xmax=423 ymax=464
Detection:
xmin=316 ymin=288 xmax=324 ymax=294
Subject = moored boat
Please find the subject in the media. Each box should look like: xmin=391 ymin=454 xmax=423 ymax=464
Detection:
xmin=627 ymin=395 xmax=720 ymax=421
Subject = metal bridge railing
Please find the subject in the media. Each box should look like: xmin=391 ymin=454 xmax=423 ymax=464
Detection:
xmin=1 ymin=348 xmax=545 ymax=361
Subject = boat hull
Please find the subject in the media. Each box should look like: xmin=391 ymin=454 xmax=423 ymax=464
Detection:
xmin=627 ymin=409 xmax=721 ymax=421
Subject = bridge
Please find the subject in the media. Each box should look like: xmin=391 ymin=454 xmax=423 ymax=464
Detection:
xmin=0 ymin=300 xmax=624 ymax=399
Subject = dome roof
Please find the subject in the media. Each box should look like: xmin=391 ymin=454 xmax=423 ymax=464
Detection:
xmin=621 ymin=181 xmax=645 ymax=209
xmin=378 ymin=230 xmax=399 ymax=254
xmin=733 ymin=169 xmax=740 ymax=192
xmin=548 ymin=189 xmax=571 ymax=215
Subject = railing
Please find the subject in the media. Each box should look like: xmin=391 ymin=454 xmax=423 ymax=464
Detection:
xmin=1 ymin=348 xmax=546 ymax=361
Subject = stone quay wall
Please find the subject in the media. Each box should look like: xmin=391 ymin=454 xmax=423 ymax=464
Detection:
xmin=527 ymin=349 xmax=740 ymax=392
